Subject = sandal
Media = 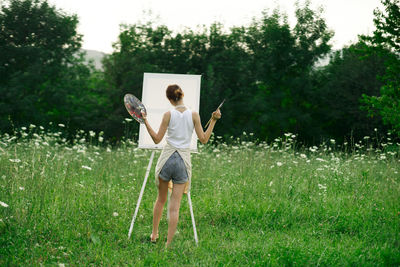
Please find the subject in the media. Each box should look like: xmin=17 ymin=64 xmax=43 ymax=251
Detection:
xmin=150 ymin=233 xmax=159 ymax=243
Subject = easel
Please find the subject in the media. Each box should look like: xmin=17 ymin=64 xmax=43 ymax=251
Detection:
xmin=127 ymin=150 xmax=199 ymax=245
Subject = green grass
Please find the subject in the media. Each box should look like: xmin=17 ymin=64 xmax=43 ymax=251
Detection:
xmin=0 ymin=128 xmax=399 ymax=266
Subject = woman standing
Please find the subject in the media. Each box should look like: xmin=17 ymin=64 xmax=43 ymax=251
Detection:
xmin=142 ymin=84 xmax=221 ymax=247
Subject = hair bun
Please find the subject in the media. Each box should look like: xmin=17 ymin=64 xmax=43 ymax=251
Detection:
xmin=166 ymin=84 xmax=183 ymax=102
xmin=174 ymin=89 xmax=183 ymax=101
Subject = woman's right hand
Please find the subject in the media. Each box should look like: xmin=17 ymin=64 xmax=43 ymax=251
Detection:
xmin=212 ymin=109 xmax=222 ymax=121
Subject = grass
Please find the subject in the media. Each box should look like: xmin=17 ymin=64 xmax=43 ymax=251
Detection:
xmin=0 ymin=126 xmax=399 ymax=266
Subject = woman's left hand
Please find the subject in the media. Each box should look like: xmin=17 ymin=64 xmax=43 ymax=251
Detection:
xmin=141 ymin=110 xmax=147 ymax=121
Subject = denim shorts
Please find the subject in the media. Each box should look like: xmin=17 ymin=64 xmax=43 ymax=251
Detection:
xmin=159 ymin=151 xmax=188 ymax=184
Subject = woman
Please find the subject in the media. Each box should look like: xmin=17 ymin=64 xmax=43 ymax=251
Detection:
xmin=142 ymin=84 xmax=221 ymax=247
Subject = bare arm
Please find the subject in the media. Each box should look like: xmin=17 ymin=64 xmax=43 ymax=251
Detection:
xmin=193 ymin=109 xmax=221 ymax=144
xmin=142 ymin=111 xmax=170 ymax=144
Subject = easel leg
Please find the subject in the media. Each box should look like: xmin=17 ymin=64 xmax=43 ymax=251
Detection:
xmin=128 ymin=151 xmax=155 ymax=239
xmin=187 ymin=191 xmax=199 ymax=245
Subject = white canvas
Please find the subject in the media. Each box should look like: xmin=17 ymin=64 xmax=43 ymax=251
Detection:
xmin=138 ymin=73 xmax=201 ymax=150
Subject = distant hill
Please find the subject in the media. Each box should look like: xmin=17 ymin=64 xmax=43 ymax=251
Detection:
xmin=81 ymin=49 xmax=107 ymax=70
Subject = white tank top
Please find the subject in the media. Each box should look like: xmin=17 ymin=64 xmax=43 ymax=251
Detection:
xmin=166 ymin=109 xmax=194 ymax=149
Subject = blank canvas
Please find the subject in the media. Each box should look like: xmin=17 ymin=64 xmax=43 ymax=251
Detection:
xmin=138 ymin=73 xmax=201 ymax=150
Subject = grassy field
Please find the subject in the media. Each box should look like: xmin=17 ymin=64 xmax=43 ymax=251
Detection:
xmin=1 ymin=126 xmax=399 ymax=266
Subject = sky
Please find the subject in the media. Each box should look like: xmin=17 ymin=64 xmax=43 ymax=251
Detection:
xmin=47 ymin=0 xmax=383 ymax=54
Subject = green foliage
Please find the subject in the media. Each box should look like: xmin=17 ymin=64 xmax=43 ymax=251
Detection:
xmin=0 ymin=0 xmax=109 ymax=136
xmin=103 ymin=2 xmax=333 ymax=143
xmin=312 ymin=43 xmax=387 ymax=142
xmin=360 ymin=0 xmax=400 ymax=135
xmin=0 ymin=0 xmax=393 ymax=144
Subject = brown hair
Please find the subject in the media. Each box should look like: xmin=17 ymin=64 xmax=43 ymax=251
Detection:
xmin=166 ymin=84 xmax=183 ymax=102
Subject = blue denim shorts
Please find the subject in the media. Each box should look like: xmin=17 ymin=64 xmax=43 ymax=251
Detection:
xmin=159 ymin=151 xmax=188 ymax=184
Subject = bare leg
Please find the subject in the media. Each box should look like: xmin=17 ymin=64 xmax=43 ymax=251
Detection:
xmin=152 ymin=177 xmax=169 ymax=241
xmin=166 ymin=182 xmax=186 ymax=246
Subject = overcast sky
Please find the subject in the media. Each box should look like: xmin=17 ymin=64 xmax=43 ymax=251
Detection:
xmin=47 ymin=0 xmax=383 ymax=53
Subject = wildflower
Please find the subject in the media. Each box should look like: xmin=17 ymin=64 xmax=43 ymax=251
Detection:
xmin=300 ymin=153 xmax=307 ymax=158
xmin=98 ymin=136 xmax=104 ymax=142
xmin=113 ymin=212 xmax=119 ymax=217
xmin=19 ymin=187 xmax=25 ymax=191
xmin=316 ymin=158 xmax=325 ymax=162
xmin=276 ymin=162 xmax=283 ymax=166
xmin=9 ymin=159 xmax=21 ymax=163
xmin=82 ymin=165 xmax=92 ymax=171
xmin=330 ymin=139 xmax=335 ymax=144
xmin=89 ymin=131 xmax=95 ymax=137
xmin=125 ymin=118 xmax=132 ymax=122
xmin=58 ymin=124 xmax=65 ymax=127
xmin=40 ymin=126 xmax=44 ymax=130
xmin=21 ymin=127 xmax=27 ymax=130
xmin=269 ymin=181 xmax=273 ymax=187
xmin=29 ymin=124 xmax=36 ymax=128
xmin=318 ymin=184 xmax=327 ymax=190
xmin=364 ymin=136 xmax=370 ymax=140
xmin=0 ymin=201 xmax=9 ymax=208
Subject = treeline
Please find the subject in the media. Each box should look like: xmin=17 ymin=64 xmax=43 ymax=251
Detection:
xmin=1 ymin=0 xmax=399 ymax=144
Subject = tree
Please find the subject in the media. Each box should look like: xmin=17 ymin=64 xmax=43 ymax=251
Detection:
xmin=0 ymin=0 xmax=78 ymax=131
xmin=0 ymin=0 xmax=108 ymax=136
xmin=360 ymin=0 xmax=400 ymax=135
xmin=102 ymin=2 xmax=334 ymax=143
xmin=312 ymin=43 xmax=387 ymax=142
xmin=243 ymin=2 xmax=333 ymax=142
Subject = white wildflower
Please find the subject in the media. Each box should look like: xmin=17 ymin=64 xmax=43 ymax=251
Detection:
xmin=9 ymin=159 xmax=21 ymax=163
xmin=89 ymin=131 xmax=95 ymax=137
xmin=0 ymin=201 xmax=9 ymax=208
xmin=276 ymin=162 xmax=283 ymax=167
xmin=318 ymin=184 xmax=327 ymax=190
xmin=29 ymin=124 xmax=36 ymax=128
xmin=82 ymin=165 xmax=92 ymax=171
xmin=300 ymin=153 xmax=307 ymax=158
xmin=113 ymin=212 xmax=119 ymax=217
xmin=19 ymin=187 xmax=25 ymax=191
xmin=21 ymin=127 xmax=27 ymax=130
xmin=58 ymin=124 xmax=65 ymax=127
xmin=269 ymin=181 xmax=273 ymax=187
xmin=316 ymin=158 xmax=325 ymax=162
xmin=125 ymin=118 xmax=132 ymax=122
xmin=98 ymin=136 xmax=104 ymax=142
